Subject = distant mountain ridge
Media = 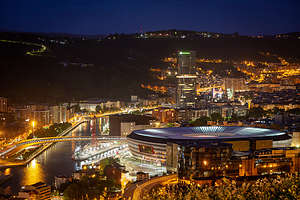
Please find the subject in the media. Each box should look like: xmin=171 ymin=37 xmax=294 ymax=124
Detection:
xmin=0 ymin=29 xmax=299 ymax=38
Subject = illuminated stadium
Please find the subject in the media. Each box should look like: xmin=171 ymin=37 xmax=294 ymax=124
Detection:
xmin=127 ymin=126 xmax=288 ymax=165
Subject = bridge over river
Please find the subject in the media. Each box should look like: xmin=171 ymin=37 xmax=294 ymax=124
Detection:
xmin=0 ymin=136 xmax=126 ymax=158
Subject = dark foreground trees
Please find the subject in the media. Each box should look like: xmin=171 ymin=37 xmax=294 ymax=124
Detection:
xmin=63 ymin=176 xmax=117 ymax=200
xmin=143 ymin=175 xmax=300 ymax=200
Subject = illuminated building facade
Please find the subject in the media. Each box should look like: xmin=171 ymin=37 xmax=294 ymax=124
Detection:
xmin=31 ymin=110 xmax=50 ymax=127
xmin=152 ymin=108 xmax=177 ymax=123
xmin=126 ymin=126 xmax=300 ymax=180
xmin=223 ymin=78 xmax=248 ymax=99
xmin=179 ymin=145 xmax=300 ymax=180
xmin=176 ymin=51 xmax=197 ymax=108
xmin=127 ymin=126 xmax=288 ymax=168
xmin=0 ymin=97 xmax=7 ymax=113
xmin=49 ymin=105 xmax=67 ymax=123
xmin=177 ymin=143 xmax=238 ymax=179
xmin=19 ymin=182 xmax=51 ymax=200
xmin=109 ymin=114 xmax=154 ymax=136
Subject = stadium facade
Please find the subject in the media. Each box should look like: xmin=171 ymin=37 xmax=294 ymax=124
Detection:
xmin=127 ymin=126 xmax=299 ymax=179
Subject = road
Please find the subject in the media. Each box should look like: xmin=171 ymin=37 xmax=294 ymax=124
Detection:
xmin=0 ymin=105 xmax=161 ymax=168
xmin=123 ymin=182 xmax=138 ymax=200
xmin=0 ymin=121 xmax=85 ymax=167
xmin=125 ymin=174 xmax=177 ymax=200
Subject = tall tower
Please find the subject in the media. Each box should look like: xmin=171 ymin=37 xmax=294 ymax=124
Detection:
xmin=176 ymin=51 xmax=197 ymax=108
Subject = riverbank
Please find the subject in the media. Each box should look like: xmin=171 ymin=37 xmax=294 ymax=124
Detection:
xmin=0 ymin=120 xmax=86 ymax=168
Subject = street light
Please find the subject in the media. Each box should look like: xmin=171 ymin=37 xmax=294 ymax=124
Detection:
xmin=32 ymin=121 xmax=36 ymax=138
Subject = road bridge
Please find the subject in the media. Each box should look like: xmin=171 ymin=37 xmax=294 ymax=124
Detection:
xmin=0 ymin=136 xmax=126 ymax=157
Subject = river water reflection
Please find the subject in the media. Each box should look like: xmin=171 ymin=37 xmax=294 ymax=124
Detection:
xmin=3 ymin=116 xmax=169 ymax=194
xmin=3 ymin=120 xmax=97 ymax=193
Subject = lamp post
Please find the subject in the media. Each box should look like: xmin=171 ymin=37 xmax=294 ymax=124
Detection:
xmin=32 ymin=121 xmax=36 ymax=138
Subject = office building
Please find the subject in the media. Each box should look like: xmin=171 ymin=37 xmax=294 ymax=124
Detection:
xmin=223 ymin=78 xmax=248 ymax=99
xmin=14 ymin=106 xmax=31 ymax=120
xmin=50 ymin=105 xmax=67 ymax=123
xmin=176 ymin=51 xmax=197 ymax=108
xmin=109 ymin=114 xmax=154 ymax=136
xmin=152 ymin=108 xmax=177 ymax=123
xmin=31 ymin=110 xmax=50 ymax=127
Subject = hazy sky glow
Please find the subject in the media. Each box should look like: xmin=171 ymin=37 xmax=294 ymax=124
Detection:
xmin=0 ymin=0 xmax=299 ymax=35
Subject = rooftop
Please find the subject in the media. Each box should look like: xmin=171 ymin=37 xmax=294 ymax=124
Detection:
xmin=128 ymin=126 xmax=287 ymax=143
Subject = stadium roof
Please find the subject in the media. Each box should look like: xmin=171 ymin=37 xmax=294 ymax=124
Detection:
xmin=127 ymin=126 xmax=288 ymax=144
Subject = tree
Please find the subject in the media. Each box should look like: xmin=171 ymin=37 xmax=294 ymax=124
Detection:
xmin=191 ymin=116 xmax=210 ymax=126
xmin=287 ymin=108 xmax=300 ymax=115
xmin=63 ymin=175 xmax=119 ymax=200
xmin=247 ymin=107 xmax=265 ymax=119
xmin=64 ymin=182 xmax=83 ymax=200
xmin=96 ymin=105 xmax=102 ymax=113
xmin=73 ymin=104 xmax=81 ymax=113
xmin=272 ymin=107 xmax=284 ymax=115
xmin=231 ymin=113 xmax=239 ymax=121
xmin=210 ymin=113 xmax=223 ymax=122
xmin=167 ymin=123 xmax=176 ymax=127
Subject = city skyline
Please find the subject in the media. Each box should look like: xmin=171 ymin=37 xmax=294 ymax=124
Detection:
xmin=0 ymin=1 xmax=299 ymax=198
xmin=0 ymin=0 xmax=300 ymax=35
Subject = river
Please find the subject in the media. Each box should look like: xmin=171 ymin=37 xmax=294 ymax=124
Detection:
xmin=2 ymin=120 xmax=99 ymax=194
xmin=2 ymin=116 xmax=166 ymax=195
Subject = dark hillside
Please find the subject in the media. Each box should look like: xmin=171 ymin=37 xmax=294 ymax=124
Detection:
xmin=0 ymin=32 xmax=299 ymax=103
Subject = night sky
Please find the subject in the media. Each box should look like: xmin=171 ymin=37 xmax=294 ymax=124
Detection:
xmin=0 ymin=0 xmax=299 ymax=35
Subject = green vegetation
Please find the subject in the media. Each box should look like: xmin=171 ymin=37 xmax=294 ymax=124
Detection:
xmin=63 ymin=158 xmax=121 ymax=200
xmin=210 ymin=113 xmax=223 ymax=122
xmin=167 ymin=123 xmax=176 ymax=127
xmin=130 ymin=110 xmax=145 ymax=115
xmin=7 ymin=122 xmax=71 ymax=161
xmin=191 ymin=116 xmax=211 ymax=126
xmin=230 ymin=112 xmax=241 ymax=121
xmin=287 ymin=108 xmax=300 ymax=115
xmin=99 ymin=157 xmax=120 ymax=168
xmin=18 ymin=148 xmax=37 ymax=160
xmin=63 ymin=176 xmax=117 ymax=200
xmin=143 ymin=175 xmax=300 ymax=200
xmin=95 ymin=105 xmax=121 ymax=113
xmin=246 ymin=107 xmax=292 ymax=120
xmin=190 ymin=114 xmax=223 ymax=126
xmin=8 ymin=146 xmax=37 ymax=161
xmin=95 ymin=105 xmax=102 ymax=113
xmin=28 ymin=122 xmax=71 ymax=139
xmin=247 ymin=107 xmax=266 ymax=119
